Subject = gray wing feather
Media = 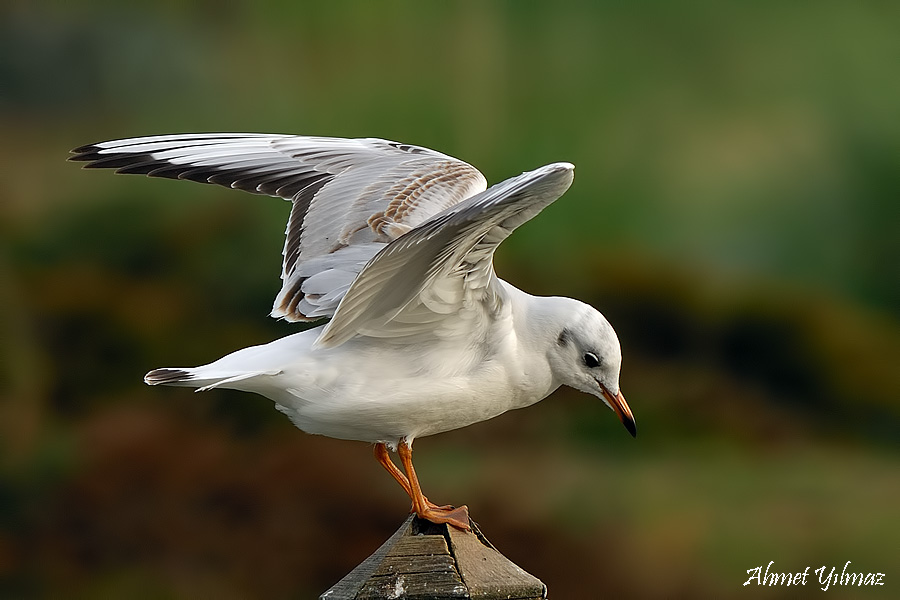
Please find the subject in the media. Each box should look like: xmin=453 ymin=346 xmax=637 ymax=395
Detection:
xmin=316 ymin=162 xmax=575 ymax=348
xmin=70 ymin=134 xmax=487 ymax=321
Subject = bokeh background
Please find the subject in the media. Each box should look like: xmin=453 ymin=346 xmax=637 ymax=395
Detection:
xmin=2 ymin=1 xmax=898 ymax=598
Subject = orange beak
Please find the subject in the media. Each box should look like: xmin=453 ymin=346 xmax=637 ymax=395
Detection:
xmin=600 ymin=385 xmax=636 ymax=438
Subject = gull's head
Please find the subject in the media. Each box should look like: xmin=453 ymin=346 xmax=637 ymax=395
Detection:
xmin=547 ymin=300 xmax=636 ymax=437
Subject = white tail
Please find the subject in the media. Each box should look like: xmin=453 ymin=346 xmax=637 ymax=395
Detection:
xmin=144 ymin=366 xmax=279 ymax=392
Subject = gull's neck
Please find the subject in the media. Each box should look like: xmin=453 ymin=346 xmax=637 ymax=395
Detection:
xmin=498 ymin=279 xmax=580 ymax=356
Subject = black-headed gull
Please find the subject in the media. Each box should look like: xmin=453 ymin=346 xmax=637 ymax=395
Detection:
xmin=70 ymin=134 xmax=635 ymax=530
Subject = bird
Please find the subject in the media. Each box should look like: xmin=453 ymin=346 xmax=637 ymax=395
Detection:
xmin=70 ymin=133 xmax=635 ymax=530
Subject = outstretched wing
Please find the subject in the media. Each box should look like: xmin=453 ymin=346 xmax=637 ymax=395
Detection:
xmin=316 ymin=162 xmax=575 ymax=348
xmin=69 ymin=134 xmax=487 ymax=321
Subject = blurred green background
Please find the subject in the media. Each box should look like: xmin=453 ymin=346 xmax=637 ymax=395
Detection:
xmin=2 ymin=1 xmax=898 ymax=598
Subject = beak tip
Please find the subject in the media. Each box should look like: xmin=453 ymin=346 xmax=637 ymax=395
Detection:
xmin=624 ymin=417 xmax=637 ymax=438
xmin=601 ymin=385 xmax=637 ymax=439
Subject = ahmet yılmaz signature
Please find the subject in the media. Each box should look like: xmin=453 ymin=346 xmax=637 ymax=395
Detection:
xmin=744 ymin=561 xmax=885 ymax=591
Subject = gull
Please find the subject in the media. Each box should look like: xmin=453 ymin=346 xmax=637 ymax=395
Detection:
xmin=70 ymin=133 xmax=635 ymax=530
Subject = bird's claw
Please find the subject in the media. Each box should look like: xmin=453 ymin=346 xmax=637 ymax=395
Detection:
xmin=413 ymin=504 xmax=470 ymax=530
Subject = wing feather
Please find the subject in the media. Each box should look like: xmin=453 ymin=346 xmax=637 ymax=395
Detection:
xmin=316 ymin=163 xmax=575 ymax=348
xmin=70 ymin=134 xmax=487 ymax=321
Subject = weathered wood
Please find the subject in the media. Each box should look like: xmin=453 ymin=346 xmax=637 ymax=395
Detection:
xmin=388 ymin=535 xmax=452 ymax=557
xmin=356 ymin=570 xmax=468 ymax=600
xmin=320 ymin=515 xmax=546 ymax=599
xmin=320 ymin=517 xmax=416 ymax=599
xmin=448 ymin=523 xmax=545 ymax=599
xmin=374 ymin=553 xmax=456 ymax=577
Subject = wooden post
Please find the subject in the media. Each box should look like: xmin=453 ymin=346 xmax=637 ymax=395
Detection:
xmin=321 ymin=516 xmax=547 ymax=599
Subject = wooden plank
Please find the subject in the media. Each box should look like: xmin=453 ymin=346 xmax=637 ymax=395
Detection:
xmin=320 ymin=516 xmax=415 ymax=599
xmin=447 ymin=521 xmax=546 ymax=599
xmin=356 ymin=572 xmax=468 ymax=600
xmin=387 ymin=534 xmax=451 ymax=557
xmin=374 ymin=553 xmax=457 ymax=576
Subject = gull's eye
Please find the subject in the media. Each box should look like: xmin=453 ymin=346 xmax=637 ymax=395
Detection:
xmin=583 ymin=352 xmax=600 ymax=368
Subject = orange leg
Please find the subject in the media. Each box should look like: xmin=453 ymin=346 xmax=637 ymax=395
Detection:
xmin=374 ymin=443 xmax=457 ymax=513
xmin=374 ymin=443 xmax=412 ymax=495
xmin=397 ymin=439 xmax=470 ymax=530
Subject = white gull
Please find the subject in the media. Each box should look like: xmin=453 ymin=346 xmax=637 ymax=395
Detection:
xmin=70 ymin=133 xmax=635 ymax=529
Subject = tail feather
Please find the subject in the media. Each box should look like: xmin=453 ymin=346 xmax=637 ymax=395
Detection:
xmin=144 ymin=366 xmax=280 ymax=391
xmin=145 ymin=368 xmax=195 ymax=385
xmin=145 ymin=337 xmax=298 ymax=392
